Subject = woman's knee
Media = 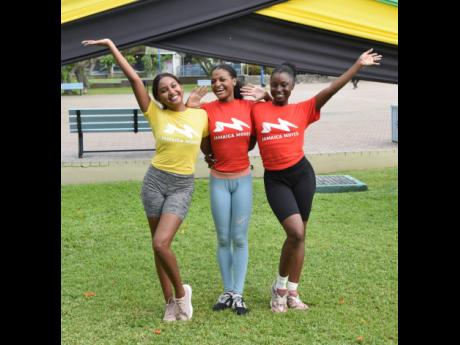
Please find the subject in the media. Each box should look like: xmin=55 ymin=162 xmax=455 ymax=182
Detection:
xmin=152 ymin=238 xmax=170 ymax=254
xmin=217 ymin=233 xmax=231 ymax=248
xmin=232 ymin=233 xmax=248 ymax=249
xmin=287 ymin=229 xmax=305 ymax=245
xmin=282 ymin=214 xmax=305 ymax=243
xmin=284 ymin=221 xmax=306 ymax=245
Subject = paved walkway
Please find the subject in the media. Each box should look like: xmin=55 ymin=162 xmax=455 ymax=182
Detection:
xmin=61 ymin=81 xmax=398 ymax=183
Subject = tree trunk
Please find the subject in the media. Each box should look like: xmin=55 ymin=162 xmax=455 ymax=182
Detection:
xmin=74 ymin=61 xmax=90 ymax=94
xmin=63 ymin=65 xmax=78 ymax=95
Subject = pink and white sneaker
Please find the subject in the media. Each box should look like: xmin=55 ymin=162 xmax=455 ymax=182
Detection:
xmin=287 ymin=290 xmax=309 ymax=310
xmin=270 ymin=282 xmax=288 ymax=313
xmin=175 ymin=284 xmax=193 ymax=320
xmin=163 ymin=297 xmax=176 ymax=322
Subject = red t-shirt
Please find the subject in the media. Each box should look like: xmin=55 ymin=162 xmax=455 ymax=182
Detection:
xmin=201 ymin=99 xmax=254 ymax=172
xmin=251 ymin=97 xmax=320 ymax=171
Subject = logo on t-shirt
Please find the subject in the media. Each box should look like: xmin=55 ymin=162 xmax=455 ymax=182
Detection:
xmin=261 ymin=118 xmax=298 ymax=133
xmin=213 ymin=118 xmax=250 ymax=132
xmin=163 ymin=123 xmax=199 ymax=138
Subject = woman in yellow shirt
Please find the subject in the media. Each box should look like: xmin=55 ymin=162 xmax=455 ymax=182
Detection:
xmin=82 ymin=39 xmax=208 ymax=322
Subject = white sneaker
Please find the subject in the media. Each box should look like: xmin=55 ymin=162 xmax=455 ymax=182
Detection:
xmin=287 ymin=291 xmax=309 ymax=310
xmin=231 ymin=294 xmax=249 ymax=315
xmin=270 ymin=282 xmax=288 ymax=313
xmin=162 ymin=297 xmax=176 ymax=322
xmin=213 ymin=291 xmax=234 ymax=311
xmin=175 ymin=284 xmax=193 ymax=320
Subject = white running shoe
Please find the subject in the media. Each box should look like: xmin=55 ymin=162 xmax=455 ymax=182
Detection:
xmin=175 ymin=284 xmax=193 ymax=320
xmin=270 ymin=282 xmax=288 ymax=313
xmin=163 ymin=297 xmax=176 ymax=322
xmin=231 ymin=293 xmax=249 ymax=315
xmin=213 ymin=291 xmax=234 ymax=311
xmin=287 ymin=291 xmax=309 ymax=310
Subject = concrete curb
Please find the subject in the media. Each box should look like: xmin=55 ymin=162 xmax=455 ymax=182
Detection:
xmin=61 ymin=149 xmax=397 ymax=185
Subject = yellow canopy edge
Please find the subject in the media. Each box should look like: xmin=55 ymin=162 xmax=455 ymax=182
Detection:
xmin=257 ymin=0 xmax=398 ymax=45
xmin=61 ymin=0 xmax=137 ymax=24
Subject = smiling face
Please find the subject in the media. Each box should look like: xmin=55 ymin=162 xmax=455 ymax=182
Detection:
xmin=156 ymin=76 xmax=185 ymax=110
xmin=270 ymin=72 xmax=295 ymax=106
xmin=211 ymin=68 xmax=236 ymax=102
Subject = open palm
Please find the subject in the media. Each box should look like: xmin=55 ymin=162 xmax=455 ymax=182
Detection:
xmin=240 ymin=84 xmax=266 ymax=100
xmin=358 ymin=48 xmax=382 ymax=66
xmin=186 ymin=86 xmax=208 ymax=108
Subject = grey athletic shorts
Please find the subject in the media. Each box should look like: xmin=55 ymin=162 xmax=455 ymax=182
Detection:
xmin=141 ymin=165 xmax=195 ymax=220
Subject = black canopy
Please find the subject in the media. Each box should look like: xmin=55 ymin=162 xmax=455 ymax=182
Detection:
xmin=61 ymin=0 xmax=397 ymax=83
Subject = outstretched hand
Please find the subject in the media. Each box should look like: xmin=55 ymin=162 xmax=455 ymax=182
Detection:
xmin=186 ymin=86 xmax=208 ymax=108
xmin=240 ymin=84 xmax=267 ymax=101
xmin=314 ymin=48 xmax=382 ymax=111
xmin=358 ymin=48 xmax=382 ymax=67
xmin=81 ymin=39 xmax=112 ymax=47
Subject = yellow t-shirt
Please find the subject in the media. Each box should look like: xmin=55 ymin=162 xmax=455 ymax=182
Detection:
xmin=144 ymin=101 xmax=209 ymax=175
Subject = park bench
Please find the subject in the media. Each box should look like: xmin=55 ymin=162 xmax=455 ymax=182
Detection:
xmin=61 ymin=82 xmax=84 ymax=95
xmin=68 ymin=108 xmax=155 ymax=158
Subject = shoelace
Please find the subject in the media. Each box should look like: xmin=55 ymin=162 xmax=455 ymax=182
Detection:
xmin=218 ymin=292 xmax=233 ymax=306
xmin=232 ymin=295 xmax=246 ymax=308
xmin=274 ymin=293 xmax=287 ymax=306
xmin=288 ymin=295 xmax=302 ymax=303
xmin=175 ymin=298 xmax=188 ymax=316
xmin=166 ymin=298 xmax=175 ymax=310
xmin=287 ymin=294 xmax=307 ymax=308
xmin=164 ymin=298 xmax=176 ymax=319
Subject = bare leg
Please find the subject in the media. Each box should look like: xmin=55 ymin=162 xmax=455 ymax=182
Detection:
xmin=151 ymin=213 xmax=186 ymax=298
xmin=278 ymin=214 xmax=307 ymax=283
xmin=147 ymin=216 xmax=174 ymax=303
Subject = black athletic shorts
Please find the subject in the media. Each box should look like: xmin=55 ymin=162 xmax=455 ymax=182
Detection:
xmin=263 ymin=156 xmax=316 ymax=223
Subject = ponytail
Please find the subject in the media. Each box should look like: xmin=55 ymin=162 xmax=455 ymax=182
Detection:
xmin=234 ymin=78 xmax=243 ymax=99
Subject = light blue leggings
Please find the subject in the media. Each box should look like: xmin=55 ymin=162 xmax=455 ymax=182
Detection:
xmin=210 ymin=172 xmax=252 ymax=295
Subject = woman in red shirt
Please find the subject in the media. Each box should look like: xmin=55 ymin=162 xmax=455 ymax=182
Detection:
xmin=188 ymin=65 xmax=269 ymax=315
xmin=251 ymin=49 xmax=382 ymax=313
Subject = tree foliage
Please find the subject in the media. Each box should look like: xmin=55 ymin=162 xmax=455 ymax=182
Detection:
xmin=99 ymin=53 xmax=136 ymax=77
xmin=192 ymin=56 xmax=216 ymax=76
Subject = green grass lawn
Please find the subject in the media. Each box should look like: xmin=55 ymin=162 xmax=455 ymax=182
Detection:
xmin=61 ymin=167 xmax=397 ymax=345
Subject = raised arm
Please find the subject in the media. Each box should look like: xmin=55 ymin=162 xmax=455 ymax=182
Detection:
xmin=314 ymin=49 xmax=382 ymax=111
xmin=81 ymin=39 xmax=151 ymax=112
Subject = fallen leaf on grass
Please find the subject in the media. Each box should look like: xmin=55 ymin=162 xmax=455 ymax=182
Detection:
xmin=179 ymin=223 xmax=189 ymax=234
xmin=83 ymin=292 xmax=96 ymax=298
